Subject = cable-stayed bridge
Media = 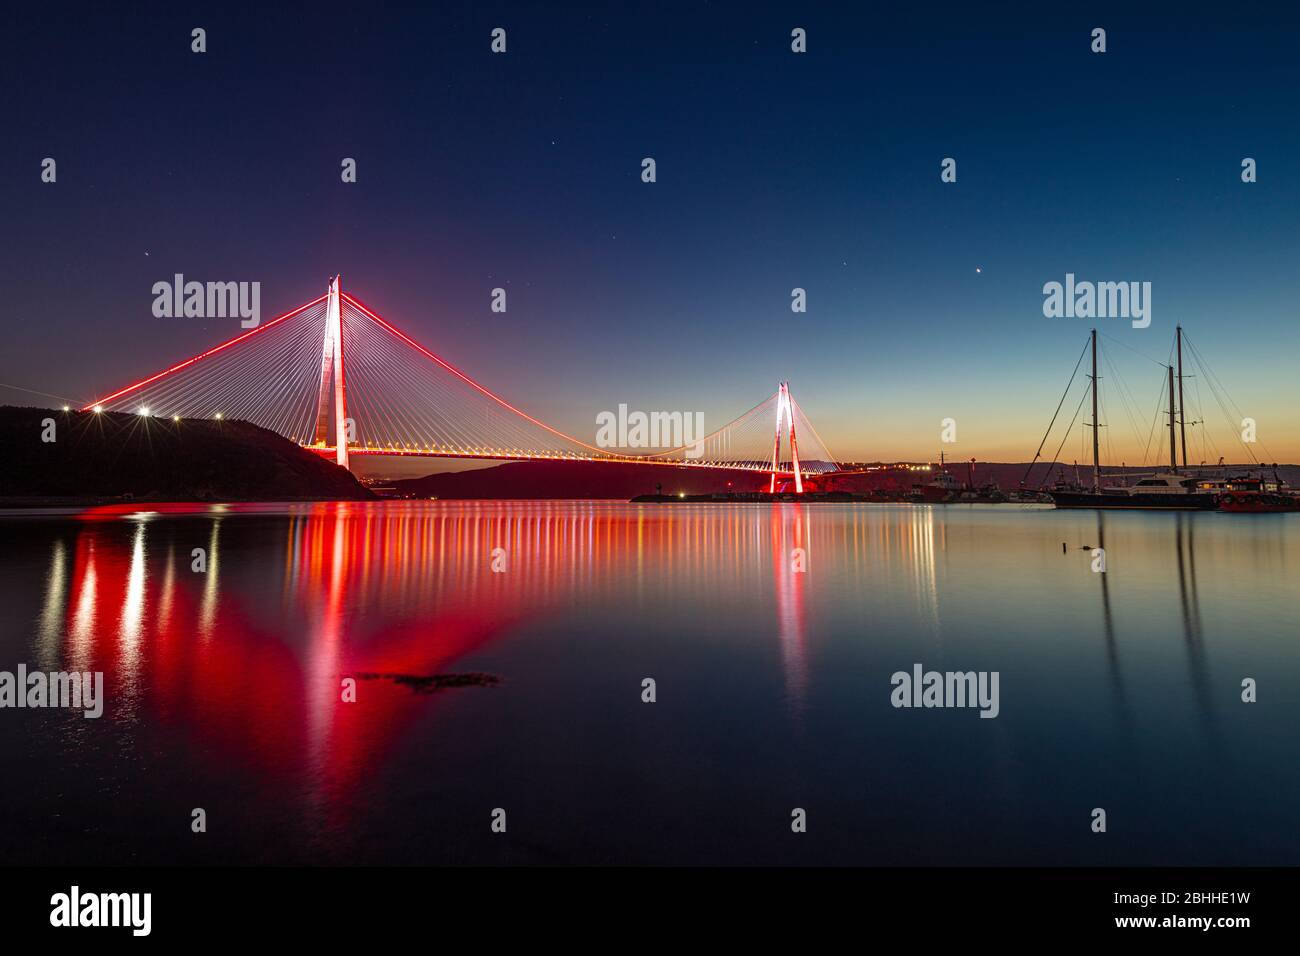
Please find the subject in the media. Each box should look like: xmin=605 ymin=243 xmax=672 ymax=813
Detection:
xmin=82 ymin=277 xmax=837 ymax=492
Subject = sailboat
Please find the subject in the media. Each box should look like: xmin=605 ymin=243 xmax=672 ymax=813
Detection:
xmin=1045 ymin=328 xmax=1218 ymax=510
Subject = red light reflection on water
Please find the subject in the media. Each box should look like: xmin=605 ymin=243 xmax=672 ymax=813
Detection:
xmin=39 ymin=502 xmax=815 ymax=816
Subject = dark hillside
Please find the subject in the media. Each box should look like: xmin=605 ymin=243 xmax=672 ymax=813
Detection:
xmin=392 ymin=459 xmax=771 ymax=499
xmin=0 ymin=406 xmax=371 ymax=502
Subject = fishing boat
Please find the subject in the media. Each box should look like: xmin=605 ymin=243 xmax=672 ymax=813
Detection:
xmin=1217 ymin=491 xmax=1300 ymax=513
xmin=909 ymin=452 xmax=962 ymax=502
xmin=1214 ymin=473 xmax=1300 ymax=512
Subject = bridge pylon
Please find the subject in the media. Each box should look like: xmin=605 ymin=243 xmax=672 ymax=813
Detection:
xmin=769 ymin=381 xmax=803 ymax=494
xmin=312 ymin=275 xmax=350 ymax=469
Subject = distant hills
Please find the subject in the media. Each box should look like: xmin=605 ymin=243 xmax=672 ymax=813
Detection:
xmin=391 ymin=459 xmax=773 ymax=499
xmin=391 ymin=457 xmax=1300 ymax=499
xmin=0 ymin=406 xmax=371 ymax=504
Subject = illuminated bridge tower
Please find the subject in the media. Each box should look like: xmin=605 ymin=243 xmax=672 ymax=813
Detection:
xmin=768 ymin=381 xmax=803 ymax=494
xmin=312 ymin=275 xmax=350 ymax=469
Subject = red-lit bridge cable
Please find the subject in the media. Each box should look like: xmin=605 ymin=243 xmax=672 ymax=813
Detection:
xmin=80 ymin=293 xmax=330 ymax=411
xmin=340 ymin=291 xmax=613 ymax=456
xmin=789 ymin=397 xmax=838 ymax=467
xmin=641 ymin=393 xmax=776 ymax=460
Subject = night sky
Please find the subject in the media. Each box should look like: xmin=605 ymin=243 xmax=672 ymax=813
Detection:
xmin=4 ymin=1 xmax=1299 ymax=467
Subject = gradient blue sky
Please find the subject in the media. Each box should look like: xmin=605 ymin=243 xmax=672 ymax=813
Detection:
xmin=4 ymin=1 xmax=1299 ymax=466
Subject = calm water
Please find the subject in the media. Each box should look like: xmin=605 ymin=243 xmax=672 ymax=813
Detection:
xmin=0 ymin=501 xmax=1296 ymax=866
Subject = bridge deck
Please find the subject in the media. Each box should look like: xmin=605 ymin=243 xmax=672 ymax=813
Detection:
xmin=302 ymin=445 xmax=804 ymax=474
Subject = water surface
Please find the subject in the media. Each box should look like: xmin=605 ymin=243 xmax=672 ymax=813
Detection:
xmin=0 ymin=501 xmax=1295 ymax=865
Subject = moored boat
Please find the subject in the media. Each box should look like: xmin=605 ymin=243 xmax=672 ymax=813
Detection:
xmin=1217 ymin=491 xmax=1300 ymax=513
xmin=908 ymin=452 xmax=962 ymax=502
xmin=1215 ymin=475 xmax=1300 ymax=512
xmin=1050 ymin=473 xmax=1218 ymax=510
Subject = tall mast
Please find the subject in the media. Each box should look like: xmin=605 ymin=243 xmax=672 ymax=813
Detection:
xmin=1091 ymin=328 xmax=1100 ymax=491
xmin=1176 ymin=325 xmax=1188 ymax=468
xmin=1167 ymin=364 xmax=1177 ymax=473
